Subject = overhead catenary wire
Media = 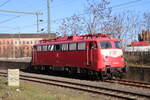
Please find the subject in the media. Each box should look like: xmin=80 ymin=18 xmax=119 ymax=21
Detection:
xmin=111 ymin=0 xmax=142 ymax=8
xmin=51 ymin=0 xmax=144 ymax=22
xmin=0 ymin=13 xmax=17 ymax=16
xmin=0 ymin=23 xmax=38 ymax=33
xmin=0 ymin=9 xmax=43 ymax=15
xmin=0 ymin=15 xmax=21 ymax=24
xmin=0 ymin=9 xmax=43 ymax=33
xmin=0 ymin=0 xmax=11 ymax=7
xmin=0 ymin=0 xmax=144 ymax=33
xmin=51 ymin=0 xmax=75 ymax=9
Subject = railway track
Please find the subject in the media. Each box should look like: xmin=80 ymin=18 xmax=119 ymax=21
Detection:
xmin=0 ymin=71 xmax=150 ymax=100
xmin=106 ymin=79 xmax=150 ymax=89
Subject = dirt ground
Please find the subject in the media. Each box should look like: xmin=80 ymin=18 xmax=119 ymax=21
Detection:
xmin=0 ymin=76 xmax=117 ymax=100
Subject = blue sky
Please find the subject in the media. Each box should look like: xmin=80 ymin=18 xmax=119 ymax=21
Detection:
xmin=0 ymin=0 xmax=149 ymax=33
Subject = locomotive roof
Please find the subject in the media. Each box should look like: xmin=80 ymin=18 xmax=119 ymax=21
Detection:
xmin=35 ymin=33 xmax=119 ymax=45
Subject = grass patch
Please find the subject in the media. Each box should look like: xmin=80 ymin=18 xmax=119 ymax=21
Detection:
xmin=0 ymin=76 xmax=105 ymax=100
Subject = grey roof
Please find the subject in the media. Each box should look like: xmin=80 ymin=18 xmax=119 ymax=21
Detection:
xmin=0 ymin=33 xmax=56 ymax=39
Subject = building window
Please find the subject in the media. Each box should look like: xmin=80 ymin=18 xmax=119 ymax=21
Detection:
xmin=22 ymin=41 xmax=25 ymax=44
xmin=11 ymin=41 xmax=13 ymax=44
xmin=15 ymin=41 xmax=18 ymax=44
xmin=19 ymin=41 xmax=22 ymax=44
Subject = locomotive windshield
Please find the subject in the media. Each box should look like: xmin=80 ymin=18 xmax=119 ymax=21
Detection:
xmin=114 ymin=41 xmax=121 ymax=48
xmin=100 ymin=41 xmax=112 ymax=49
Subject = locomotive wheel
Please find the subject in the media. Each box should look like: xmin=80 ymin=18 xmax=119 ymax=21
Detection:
xmin=67 ymin=67 xmax=73 ymax=77
xmin=100 ymin=72 xmax=109 ymax=81
xmin=94 ymin=71 xmax=101 ymax=80
xmin=107 ymin=73 xmax=112 ymax=80
xmin=118 ymin=72 xmax=123 ymax=79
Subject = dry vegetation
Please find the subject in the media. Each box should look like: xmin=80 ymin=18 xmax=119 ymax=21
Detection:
xmin=0 ymin=77 xmax=112 ymax=100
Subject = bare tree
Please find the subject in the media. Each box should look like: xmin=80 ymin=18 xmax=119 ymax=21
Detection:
xmin=101 ymin=14 xmax=124 ymax=38
xmin=59 ymin=14 xmax=84 ymax=36
xmin=121 ymin=11 xmax=142 ymax=46
xmin=58 ymin=0 xmax=143 ymax=47
xmin=143 ymin=12 xmax=150 ymax=30
xmin=58 ymin=0 xmax=112 ymax=35
xmin=101 ymin=11 xmax=142 ymax=46
xmin=84 ymin=0 xmax=111 ymax=33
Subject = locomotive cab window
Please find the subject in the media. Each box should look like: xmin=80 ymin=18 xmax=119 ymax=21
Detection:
xmin=114 ymin=41 xmax=121 ymax=48
xmin=100 ymin=41 xmax=112 ymax=49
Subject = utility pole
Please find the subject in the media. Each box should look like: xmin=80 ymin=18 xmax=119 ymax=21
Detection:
xmin=36 ymin=13 xmax=39 ymax=33
xmin=0 ymin=9 xmax=43 ymax=33
xmin=47 ymin=0 xmax=51 ymax=33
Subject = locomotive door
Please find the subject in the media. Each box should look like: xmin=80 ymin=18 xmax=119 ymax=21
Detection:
xmin=87 ymin=41 xmax=96 ymax=65
xmin=55 ymin=44 xmax=61 ymax=64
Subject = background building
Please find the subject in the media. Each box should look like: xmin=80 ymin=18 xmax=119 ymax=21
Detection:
xmin=139 ymin=30 xmax=150 ymax=42
xmin=0 ymin=33 xmax=56 ymax=58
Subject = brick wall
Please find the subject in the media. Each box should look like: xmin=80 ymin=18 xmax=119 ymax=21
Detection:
xmin=0 ymin=33 xmax=56 ymax=58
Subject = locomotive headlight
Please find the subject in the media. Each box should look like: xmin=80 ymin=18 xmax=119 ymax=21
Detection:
xmin=103 ymin=56 xmax=108 ymax=62
xmin=121 ymin=56 xmax=124 ymax=61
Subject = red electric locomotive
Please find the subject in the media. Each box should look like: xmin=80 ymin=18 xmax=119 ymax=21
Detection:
xmin=30 ymin=33 xmax=127 ymax=80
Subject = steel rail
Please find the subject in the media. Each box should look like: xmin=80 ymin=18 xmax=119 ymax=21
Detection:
xmin=0 ymin=72 xmax=149 ymax=99
xmin=0 ymin=72 xmax=136 ymax=100
xmin=106 ymin=79 xmax=150 ymax=89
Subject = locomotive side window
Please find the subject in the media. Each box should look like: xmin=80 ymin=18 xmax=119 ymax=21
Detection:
xmin=33 ymin=46 xmax=37 ymax=51
xmin=78 ymin=42 xmax=86 ymax=50
xmin=54 ymin=44 xmax=62 ymax=51
xmin=47 ymin=45 xmax=51 ymax=51
xmin=37 ymin=45 xmax=42 ymax=51
xmin=100 ymin=41 xmax=112 ymax=49
xmin=50 ymin=45 xmax=54 ymax=51
xmin=69 ymin=43 xmax=77 ymax=51
xmin=62 ymin=44 xmax=68 ymax=51
xmin=114 ymin=41 xmax=121 ymax=48
xmin=43 ymin=45 xmax=48 ymax=51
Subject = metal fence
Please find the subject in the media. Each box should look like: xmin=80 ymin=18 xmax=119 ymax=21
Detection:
xmin=124 ymin=51 xmax=150 ymax=67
